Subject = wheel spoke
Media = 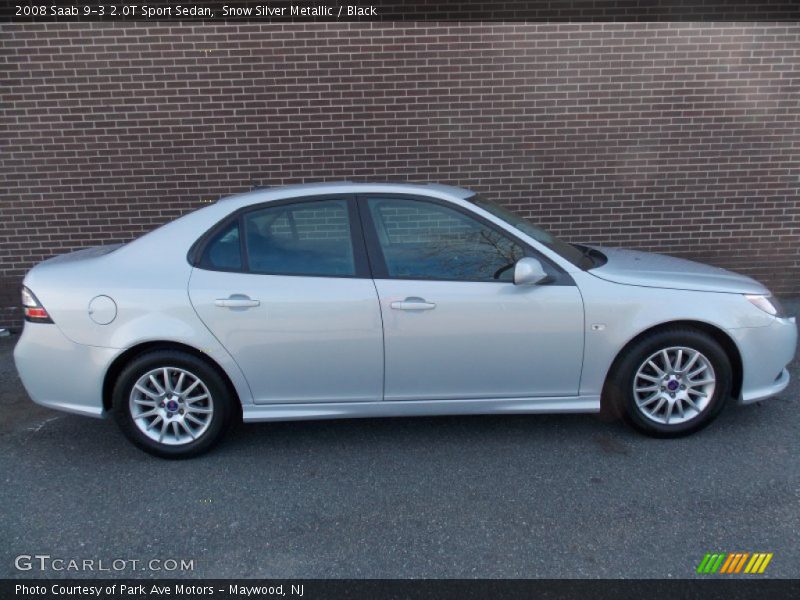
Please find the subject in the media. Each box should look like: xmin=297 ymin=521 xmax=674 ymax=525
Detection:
xmin=185 ymin=413 xmax=205 ymax=427
xmin=146 ymin=415 xmax=163 ymax=431
xmin=676 ymin=398 xmax=685 ymax=419
xmin=681 ymin=351 xmax=700 ymax=374
xmin=636 ymin=373 xmax=661 ymax=384
xmin=187 ymin=406 xmax=212 ymax=415
xmin=684 ymin=396 xmax=700 ymax=412
xmin=185 ymin=394 xmax=209 ymax=404
xmin=179 ymin=420 xmax=196 ymax=440
xmin=674 ymin=349 xmax=684 ymax=371
xmin=174 ymin=372 xmax=186 ymax=394
xmin=688 ymin=364 xmax=708 ymax=379
xmin=182 ymin=378 xmax=201 ymax=397
xmin=638 ymin=392 xmax=661 ymax=407
xmin=689 ymin=377 xmax=715 ymax=387
xmin=635 ymin=384 xmax=660 ymax=393
xmin=660 ymin=350 xmax=673 ymax=371
xmin=162 ymin=368 xmax=172 ymax=393
xmin=133 ymin=397 xmax=157 ymax=406
xmin=158 ymin=419 xmax=168 ymax=442
xmin=135 ymin=384 xmax=160 ymax=400
xmin=148 ymin=374 xmax=165 ymax=395
xmin=647 ymin=360 xmax=665 ymax=376
xmin=664 ymin=401 xmax=673 ymax=424
xmin=135 ymin=408 xmax=160 ymax=420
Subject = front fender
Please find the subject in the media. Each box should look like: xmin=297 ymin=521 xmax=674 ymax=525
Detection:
xmin=574 ymin=273 xmax=772 ymax=397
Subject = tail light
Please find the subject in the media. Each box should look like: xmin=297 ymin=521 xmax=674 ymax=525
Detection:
xmin=22 ymin=286 xmax=53 ymax=323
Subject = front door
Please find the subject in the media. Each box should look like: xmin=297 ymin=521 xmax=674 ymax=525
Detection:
xmin=360 ymin=195 xmax=584 ymax=401
xmin=188 ymin=196 xmax=383 ymax=404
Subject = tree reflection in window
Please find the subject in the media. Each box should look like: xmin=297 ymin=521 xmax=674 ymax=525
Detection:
xmin=369 ymin=199 xmax=525 ymax=281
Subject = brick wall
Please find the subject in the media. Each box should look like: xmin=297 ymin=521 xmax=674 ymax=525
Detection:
xmin=2 ymin=22 xmax=799 ymax=328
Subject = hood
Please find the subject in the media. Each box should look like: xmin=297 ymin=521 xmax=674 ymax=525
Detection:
xmin=588 ymin=246 xmax=769 ymax=295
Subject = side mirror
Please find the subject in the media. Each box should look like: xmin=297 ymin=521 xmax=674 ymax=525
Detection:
xmin=513 ymin=257 xmax=550 ymax=286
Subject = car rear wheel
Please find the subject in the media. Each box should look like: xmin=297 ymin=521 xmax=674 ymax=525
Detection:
xmin=112 ymin=351 xmax=234 ymax=458
xmin=606 ymin=328 xmax=732 ymax=437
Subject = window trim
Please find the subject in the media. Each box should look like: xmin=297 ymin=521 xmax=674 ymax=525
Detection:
xmin=188 ymin=194 xmax=371 ymax=279
xmin=356 ymin=193 xmax=574 ymax=286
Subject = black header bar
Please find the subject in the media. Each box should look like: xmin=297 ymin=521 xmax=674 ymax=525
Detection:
xmin=4 ymin=579 xmax=800 ymax=600
xmin=2 ymin=0 xmax=800 ymax=22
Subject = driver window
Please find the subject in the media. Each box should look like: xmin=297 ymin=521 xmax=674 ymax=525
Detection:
xmin=367 ymin=198 xmax=525 ymax=281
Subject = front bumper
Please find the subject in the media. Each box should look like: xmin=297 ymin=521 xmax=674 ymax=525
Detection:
xmin=13 ymin=322 xmax=117 ymax=418
xmin=729 ymin=316 xmax=797 ymax=404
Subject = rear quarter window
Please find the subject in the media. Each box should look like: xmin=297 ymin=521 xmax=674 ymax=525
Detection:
xmin=200 ymin=221 xmax=242 ymax=270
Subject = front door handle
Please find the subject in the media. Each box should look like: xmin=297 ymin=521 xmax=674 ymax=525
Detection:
xmin=391 ymin=297 xmax=436 ymax=311
xmin=215 ymin=295 xmax=261 ymax=309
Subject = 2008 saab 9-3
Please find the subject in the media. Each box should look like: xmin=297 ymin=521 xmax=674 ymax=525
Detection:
xmin=14 ymin=183 xmax=797 ymax=457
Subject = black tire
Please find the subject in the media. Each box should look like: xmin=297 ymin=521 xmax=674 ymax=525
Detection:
xmin=604 ymin=328 xmax=732 ymax=438
xmin=112 ymin=350 xmax=235 ymax=458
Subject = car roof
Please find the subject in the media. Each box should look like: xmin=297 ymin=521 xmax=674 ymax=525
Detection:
xmin=217 ymin=181 xmax=476 ymax=208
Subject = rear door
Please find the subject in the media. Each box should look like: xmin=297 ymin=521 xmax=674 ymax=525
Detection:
xmin=188 ymin=195 xmax=384 ymax=404
xmin=359 ymin=194 xmax=585 ymax=401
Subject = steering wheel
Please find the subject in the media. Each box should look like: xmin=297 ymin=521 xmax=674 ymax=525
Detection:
xmin=493 ymin=262 xmax=515 ymax=280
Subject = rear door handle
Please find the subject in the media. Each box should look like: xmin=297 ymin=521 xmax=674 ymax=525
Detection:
xmin=390 ymin=297 xmax=436 ymax=311
xmin=215 ymin=295 xmax=260 ymax=309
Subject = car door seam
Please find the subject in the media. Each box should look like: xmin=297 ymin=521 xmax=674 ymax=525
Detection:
xmin=186 ymin=266 xmax=256 ymax=403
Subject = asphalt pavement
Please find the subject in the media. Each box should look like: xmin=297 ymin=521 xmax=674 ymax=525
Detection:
xmin=1 ymin=301 xmax=798 ymax=579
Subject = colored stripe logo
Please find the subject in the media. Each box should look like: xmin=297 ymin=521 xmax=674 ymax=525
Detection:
xmin=697 ymin=552 xmax=773 ymax=574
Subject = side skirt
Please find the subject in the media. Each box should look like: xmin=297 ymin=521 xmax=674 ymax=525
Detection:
xmin=241 ymin=395 xmax=600 ymax=423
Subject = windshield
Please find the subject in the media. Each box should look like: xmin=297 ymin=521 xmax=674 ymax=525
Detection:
xmin=469 ymin=196 xmax=590 ymax=268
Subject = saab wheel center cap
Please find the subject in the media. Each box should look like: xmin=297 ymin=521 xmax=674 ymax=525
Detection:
xmin=166 ymin=400 xmax=179 ymax=412
xmin=667 ymin=380 xmax=679 ymax=391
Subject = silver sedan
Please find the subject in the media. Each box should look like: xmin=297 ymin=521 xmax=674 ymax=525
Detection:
xmin=14 ymin=183 xmax=797 ymax=457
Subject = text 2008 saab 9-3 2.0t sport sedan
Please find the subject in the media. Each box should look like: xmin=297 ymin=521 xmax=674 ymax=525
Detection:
xmin=14 ymin=183 xmax=797 ymax=457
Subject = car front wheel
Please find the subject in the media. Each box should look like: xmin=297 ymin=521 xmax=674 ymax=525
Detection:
xmin=113 ymin=351 xmax=234 ymax=458
xmin=607 ymin=328 xmax=732 ymax=437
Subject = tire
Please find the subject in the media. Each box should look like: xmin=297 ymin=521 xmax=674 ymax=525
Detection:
xmin=605 ymin=328 xmax=732 ymax=437
xmin=112 ymin=350 xmax=235 ymax=458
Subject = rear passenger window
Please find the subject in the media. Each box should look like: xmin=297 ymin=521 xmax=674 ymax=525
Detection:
xmin=243 ymin=199 xmax=356 ymax=276
xmin=202 ymin=221 xmax=242 ymax=270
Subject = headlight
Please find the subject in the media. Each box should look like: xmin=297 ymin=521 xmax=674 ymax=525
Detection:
xmin=745 ymin=294 xmax=785 ymax=317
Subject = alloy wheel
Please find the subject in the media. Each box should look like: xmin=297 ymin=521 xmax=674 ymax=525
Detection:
xmin=632 ymin=346 xmax=716 ymax=425
xmin=129 ymin=367 xmax=214 ymax=445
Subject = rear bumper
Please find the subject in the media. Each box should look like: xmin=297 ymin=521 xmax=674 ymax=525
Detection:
xmin=13 ymin=322 xmax=116 ymax=418
xmin=730 ymin=316 xmax=797 ymax=405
